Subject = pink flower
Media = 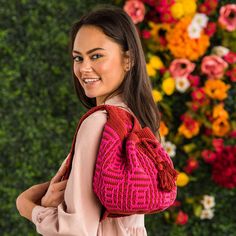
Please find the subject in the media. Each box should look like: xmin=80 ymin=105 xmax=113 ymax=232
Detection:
xmin=212 ymin=138 xmax=224 ymax=152
xmin=204 ymin=22 xmax=217 ymax=37
xmin=218 ymin=4 xmax=236 ymax=32
xmin=188 ymin=75 xmax=200 ymax=87
xmin=226 ymin=68 xmax=236 ymax=82
xmin=124 ymin=0 xmax=146 ymax=24
xmin=201 ymin=55 xmax=228 ymax=79
xmin=201 ymin=150 xmax=217 ymax=163
xmin=223 ymin=52 xmax=236 ymax=64
xmin=175 ymin=211 xmax=188 ymax=225
xmin=169 ymin=59 xmax=196 ymax=79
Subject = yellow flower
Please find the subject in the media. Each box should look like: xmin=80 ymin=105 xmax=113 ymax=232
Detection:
xmin=159 ymin=121 xmax=169 ymax=137
xmin=150 ymin=56 xmax=164 ymax=70
xmin=177 ymin=172 xmax=189 ymax=187
xmin=148 ymin=21 xmax=171 ymax=51
xmin=212 ymin=117 xmax=230 ymax=137
xmin=171 ymin=3 xmax=184 ymax=19
xmin=212 ymin=103 xmax=229 ymax=120
xmin=204 ymin=79 xmax=230 ymax=100
xmin=181 ymin=0 xmax=197 ymax=16
xmin=152 ymin=89 xmax=163 ymax=102
xmin=146 ymin=63 xmax=156 ymax=77
xmin=162 ymin=77 xmax=175 ymax=95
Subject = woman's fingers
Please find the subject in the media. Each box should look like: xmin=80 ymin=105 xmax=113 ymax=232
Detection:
xmin=51 ymin=180 xmax=68 ymax=192
xmin=51 ymin=164 xmax=67 ymax=184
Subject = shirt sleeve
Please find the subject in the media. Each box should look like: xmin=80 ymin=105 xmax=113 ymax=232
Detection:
xmin=32 ymin=110 xmax=107 ymax=236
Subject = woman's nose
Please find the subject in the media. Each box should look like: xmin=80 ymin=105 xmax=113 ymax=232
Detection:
xmin=79 ymin=60 xmax=93 ymax=74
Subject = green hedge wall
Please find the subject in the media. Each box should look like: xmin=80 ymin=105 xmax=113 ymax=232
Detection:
xmin=1 ymin=0 xmax=235 ymax=236
xmin=0 ymin=1 xmax=111 ymax=235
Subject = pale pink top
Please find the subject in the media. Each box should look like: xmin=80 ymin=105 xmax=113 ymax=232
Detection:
xmin=32 ymin=94 xmax=147 ymax=236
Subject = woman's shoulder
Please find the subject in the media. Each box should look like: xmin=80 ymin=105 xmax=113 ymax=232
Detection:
xmin=79 ymin=109 xmax=108 ymax=134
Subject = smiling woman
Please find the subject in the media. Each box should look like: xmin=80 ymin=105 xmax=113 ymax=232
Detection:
xmin=16 ymin=5 xmax=162 ymax=236
xmin=72 ymin=25 xmax=128 ymax=105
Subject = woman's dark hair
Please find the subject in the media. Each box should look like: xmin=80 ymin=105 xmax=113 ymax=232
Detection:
xmin=69 ymin=5 xmax=161 ymax=138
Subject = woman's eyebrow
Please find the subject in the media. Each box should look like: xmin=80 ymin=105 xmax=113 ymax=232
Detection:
xmin=72 ymin=47 xmax=105 ymax=55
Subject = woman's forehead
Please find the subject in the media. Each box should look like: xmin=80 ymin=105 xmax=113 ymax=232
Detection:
xmin=73 ymin=26 xmax=121 ymax=53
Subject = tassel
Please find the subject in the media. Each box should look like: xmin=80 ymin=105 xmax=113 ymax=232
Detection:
xmin=156 ymin=161 xmax=179 ymax=192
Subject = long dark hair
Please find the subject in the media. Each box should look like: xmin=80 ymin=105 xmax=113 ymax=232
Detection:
xmin=69 ymin=5 xmax=160 ymax=138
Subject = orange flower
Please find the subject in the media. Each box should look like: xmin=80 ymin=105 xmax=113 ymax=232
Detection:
xmin=166 ymin=16 xmax=210 ymax=60
xmin=212 ymin=103 xmax=229 ymax=120
xmin=159 ymin=121 xmax=169 ymax=137
xmin=204 ymin=79 xmax=230 ymax=100
xmin=178 ymin=115 xmax=200 ymax=138
xmin=212 ymin=117 xmax=230 ymax=137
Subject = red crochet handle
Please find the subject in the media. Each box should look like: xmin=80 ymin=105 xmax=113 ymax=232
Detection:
xmin=62 ymin=104 xmax=140 ymax=180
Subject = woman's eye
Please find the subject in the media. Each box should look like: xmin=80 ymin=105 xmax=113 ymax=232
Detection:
xmin=73 ymin=56 xmax=83 ymax=62
xmin=73 ymin=54 xmax=102 ymax=62
xmin=91 ymin=54 xmax=102 ymax=60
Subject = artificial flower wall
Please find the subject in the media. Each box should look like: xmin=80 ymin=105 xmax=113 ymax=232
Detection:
xmin=122 ymin=0 xmax=236 ymax=226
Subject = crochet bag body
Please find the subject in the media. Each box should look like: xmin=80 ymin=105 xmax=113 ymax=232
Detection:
xmin=63 ymin=104 xmax=178 ymax=220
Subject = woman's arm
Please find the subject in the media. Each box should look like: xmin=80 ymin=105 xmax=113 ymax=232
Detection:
xmin=16 ymin=156 xmax=69 ymax=221
xmin=16 ymin=181 xmax=50 ymax=221
xmin=31 ymin=110 xmax=107 ymax=236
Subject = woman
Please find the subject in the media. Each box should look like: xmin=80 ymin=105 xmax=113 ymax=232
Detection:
xmin=16 ymin=5 xmax=160 ymax=235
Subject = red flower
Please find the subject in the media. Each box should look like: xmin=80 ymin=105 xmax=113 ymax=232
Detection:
xmin=201 ymin=150 xmax=217 ymax=163
xmin=184 ymin=158 xmax=199 ymax=174
xmin=223 ymin=52 xmax=236 ymax=64
xmin=188 ymin=75 xmax=200 ymax=87
xmin=204 ymin=22 xmax=217 ymax=37
xmin=212 ymin=138 xmax=224 ymax=152
xmin=211 ymin=146 xmax=236 ymax=188
xmin=175 ymin=210 xmax=188 ymax=225
xmin=226 ymin=68 xmax=236 ymax=82
xmin=141 ymin=29 xmax=151 ymax=39
xmin=230 ymin=130 xmax=236 ymax=138
xmin=191 ymin=88 xmax=207 ymax=104
xmin=199 ymin=0 xmax=218 ymax=15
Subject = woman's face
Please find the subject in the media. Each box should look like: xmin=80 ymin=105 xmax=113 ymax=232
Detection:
xmin=72 ymin=25 xmax=128 ymax=105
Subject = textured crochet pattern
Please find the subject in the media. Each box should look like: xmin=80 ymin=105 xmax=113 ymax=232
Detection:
xmin=63 ymin=104 xmax=178 ymax=220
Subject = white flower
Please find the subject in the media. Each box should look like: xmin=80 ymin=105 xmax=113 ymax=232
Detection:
xmin=175 ymin=77 xmax=190 ymax=93
xmin=200 ymin=208 xmax=214 ymax=220
xmin=188 ymin=22 xmax=202 ymax=39
xmin=201 ymin=195 xmax=215 ymax=209
xmin=192 ymin=13 xmax=209 ymax=28
xmin=212 ymin=46 xmax=230 ymax=57
xmin=163 ymin=141 xmax=176 ymax=158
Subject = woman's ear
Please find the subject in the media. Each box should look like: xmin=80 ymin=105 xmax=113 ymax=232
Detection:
xmin=123 ymin=50 xmax=134 ymax=71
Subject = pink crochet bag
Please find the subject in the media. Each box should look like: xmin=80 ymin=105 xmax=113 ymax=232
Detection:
xmin=63 ymin=104 xmax=178 ymax=221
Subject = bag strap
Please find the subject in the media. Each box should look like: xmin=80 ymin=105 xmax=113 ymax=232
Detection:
xmin=62 ymin=104 xmax=140 ymax=180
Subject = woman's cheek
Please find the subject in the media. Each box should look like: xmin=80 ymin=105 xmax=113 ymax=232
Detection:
xmin=73 ymin=64 xmax=81 ymax=78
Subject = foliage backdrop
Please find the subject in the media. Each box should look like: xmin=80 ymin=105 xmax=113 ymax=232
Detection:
xmin=0 ymin=0 xmax=235 ymax=235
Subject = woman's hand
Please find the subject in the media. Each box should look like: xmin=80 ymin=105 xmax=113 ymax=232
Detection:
xmin=41 ymin=163 xmax=68 ymax=207
xmin=16 ymin=181 xmax=50 ymax=221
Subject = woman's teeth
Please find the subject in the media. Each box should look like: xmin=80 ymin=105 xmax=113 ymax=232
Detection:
xmin=84 ymin=78 xmax=101 ymax=84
